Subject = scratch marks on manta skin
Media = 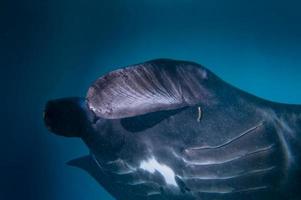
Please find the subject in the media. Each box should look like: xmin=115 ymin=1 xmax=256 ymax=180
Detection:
xmin=187 ymin=121 xmax=265 ymax=150
xmin=261 ymin=109 xmax=294 ymax=171
xmin=169 ymin=121 xmax=278 ymax=195
xmin=194 ymin=185 xmax=269 ymax=195
xmin=171 ymin=121 xmax=276 ymax=166
xmin=172 ymin=144 xmax=275 ymax=166
xmin=180 ymin=166 xmax=276 ymax=181
xmin=104 ymin=158 xmax=136 ymax=175
xmin=91 ymin=120 xmax=282 ymax=197
xmin=98 ymin=155 xmax=179 ymax=189
xmin=93 ymin=155 xmax=166 ymax=197
xmin=197 ymin=106 xmax=202 ymax=122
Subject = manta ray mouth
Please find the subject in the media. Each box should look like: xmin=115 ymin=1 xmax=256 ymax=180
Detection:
xmin=43 ymin=97 xmax=88 ymax=137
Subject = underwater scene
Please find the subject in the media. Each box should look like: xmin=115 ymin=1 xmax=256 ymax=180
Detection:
xmin=1 ymin=0 xmax=301 ymax=200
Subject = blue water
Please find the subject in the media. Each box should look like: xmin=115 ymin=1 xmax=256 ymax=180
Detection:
xmin=1 ymin=0 xmax=301 ymax=199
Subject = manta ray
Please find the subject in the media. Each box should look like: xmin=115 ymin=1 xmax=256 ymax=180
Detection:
xmin=43 ymin=59 xmax=301 ymax=200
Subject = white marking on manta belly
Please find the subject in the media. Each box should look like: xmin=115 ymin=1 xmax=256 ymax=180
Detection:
xmin=139 ymin=157 xmax=178 ymax=187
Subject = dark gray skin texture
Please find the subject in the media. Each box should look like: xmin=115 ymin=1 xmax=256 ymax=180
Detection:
xmin=44 ymin=59 xmax=301 ymax=200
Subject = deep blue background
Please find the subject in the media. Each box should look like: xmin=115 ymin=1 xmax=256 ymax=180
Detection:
xmin=1 ymin=0 xmax=301 ymax=199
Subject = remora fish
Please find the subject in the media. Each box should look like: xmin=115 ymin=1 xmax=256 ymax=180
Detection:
xmin=44 ymin=59 xmax=301 ymax=200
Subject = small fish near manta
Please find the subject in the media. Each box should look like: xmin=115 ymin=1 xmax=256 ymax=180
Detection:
xmin=43 ymin=59 xmax=301 ymax=200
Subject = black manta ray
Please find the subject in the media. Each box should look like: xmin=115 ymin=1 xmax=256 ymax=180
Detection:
xmin=44 ymin=59 xmax=301 ymax=200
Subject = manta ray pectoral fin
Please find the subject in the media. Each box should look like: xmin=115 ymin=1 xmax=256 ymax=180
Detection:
xmin=67 ymin=155 xmax=104 ymax=183
xmin=67 ymin=156 xmax=102 ymax=185
xmin=68 ymin=156 xmax=121 ymax=200
xmin=86 ymin=59 xmax=215 ymax=119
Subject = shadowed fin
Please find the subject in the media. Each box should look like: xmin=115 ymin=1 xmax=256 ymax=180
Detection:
xmin=68 ymin=156 xmax=123 ymax=200
xmin=67 ymin=155 xmax=106 ymax=184
xmin=67 ymin=155 xmax=92 ymax=169
xmin=86 ymin=59 xmax=217 ymax=119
